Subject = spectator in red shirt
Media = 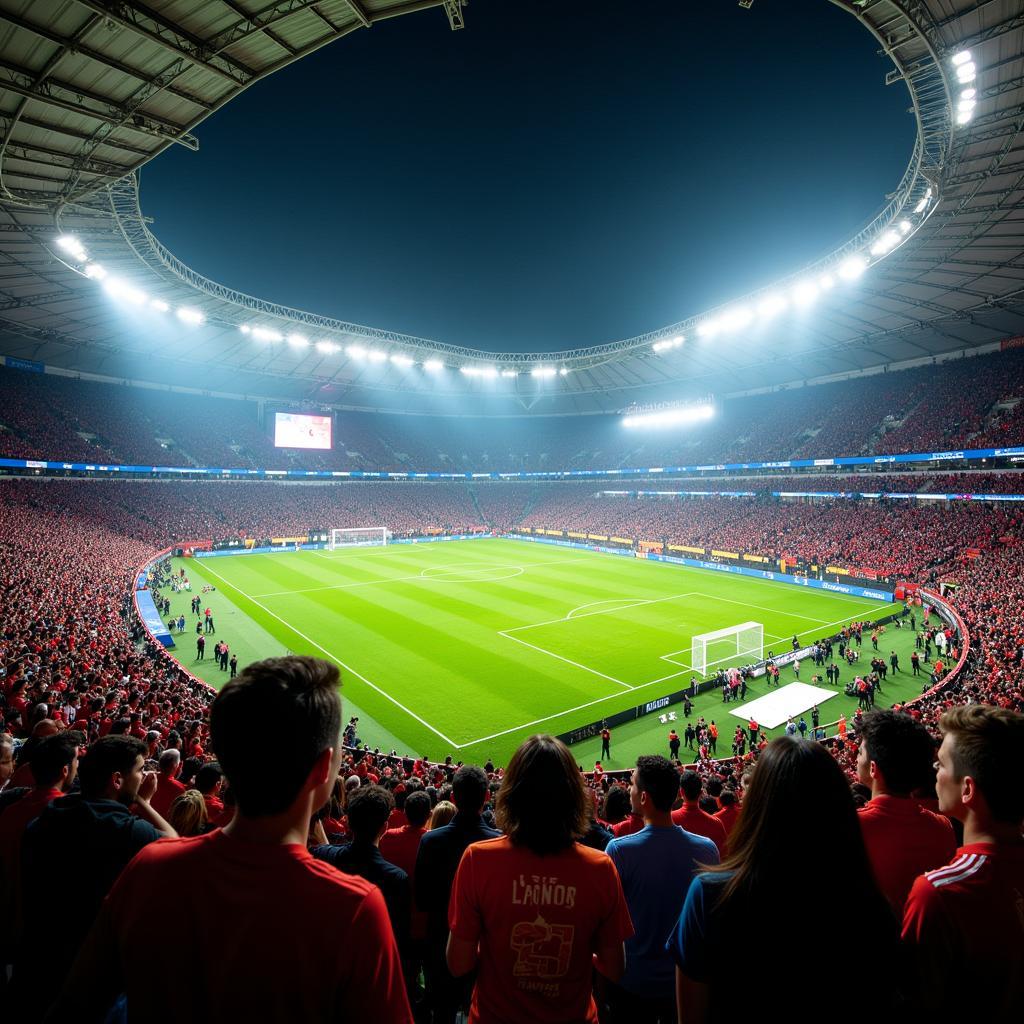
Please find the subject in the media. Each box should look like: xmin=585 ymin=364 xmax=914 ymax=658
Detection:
xmin=713 ymin=789 xmax=741 ymax=840
xmin=150 ymin=748 xmax=185 ymax=818
xmin=671 ymin=771 xmax=729 ymax=857
xmin=49 ymin=656 xmax=412 ymax=1024
xmin=194 ymin=761 xmax=231 ymax=827
xmin=856 ymin=710 xmax=956 ymax=912
xmin=902 ymin=705 xmax=1024 ymax=1018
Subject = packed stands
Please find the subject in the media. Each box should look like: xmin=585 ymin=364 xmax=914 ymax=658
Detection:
xmin=5 ymin=347 xmax=1024 ymax=472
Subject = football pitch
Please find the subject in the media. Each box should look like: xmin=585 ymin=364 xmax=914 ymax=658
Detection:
xmin=166 ymin=538 xmax=899 ymax=764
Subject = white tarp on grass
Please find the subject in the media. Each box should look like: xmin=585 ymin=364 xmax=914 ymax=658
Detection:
xmin=728 ymin=682 xmax=840 ymax=730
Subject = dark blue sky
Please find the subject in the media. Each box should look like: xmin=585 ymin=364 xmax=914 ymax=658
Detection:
xmin=141 ymin=0 xmax=914 ymax=352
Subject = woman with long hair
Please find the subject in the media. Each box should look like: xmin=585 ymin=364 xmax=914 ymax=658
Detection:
xmin=167 ymin=789 xmax=208 ymax=837
xmin=668 ymin=737 xmax=900 ymax=1022
xmin=446 ymin=734 xmax=633 ymax=1024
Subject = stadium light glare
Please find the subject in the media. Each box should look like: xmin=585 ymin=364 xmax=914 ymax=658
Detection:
xmin=150 ymin=298 xmax=170 ymax=313
xmin=951 ymin=50 xmax=972 ymax=66
xmin=869 ymin=230 xmax=901 ymax=256
xmin=177 ymin=307 xmax=205 ymax=326
xmin=366 ymin=350 xmax=387 ymax=363
xmin=958 ymin=97 xmax=976 ymax=110
xmin=239 ymin=325 xmax=251 ymax=335
xmin=56 ymin=235 xmax=87 ymax=261
xmin=623 ymin=404 xmax=715 ymax=429
xmin=720 ymin=306 xmax=752 ymax=331
xmin=898 ymin=220 xmax=912 ymax=234
xmin=956 ymin=63 xmax=976 ymax=83
xmin=838 ymin=255 xmax=868 ymax=280
xmin=315 ymin=340 xmax=340 ymax=354
xmin=818 ymin=273 xmax=835 ymax=290
xmin=83 ymin=263 xmax=107 ymax=280
xmin=286 ymin=333 xmax=309 ymax=348
xmin=346 ymin=345 xmax=367 ymax=359
xmin=696 ymin=319 xmax=720 ymax=339
xmin=559 ymin=367 xmax=569 ymax=376
xmin=252 ymin=327 xmax=284 ymax=343
xmin=423 ymin=359 xmax=444 ymax=372
xmin=103 ymin=278 xmax=148 ymax=305
xmin=389 ymin=353 xmax=414 ymax=367
xmin=756 ymin=294 xmax=787 ymax=318
xmin=531 ymin=366 xmax=557 ymax=378
xmin=501 ymin=369 xmax=519 ymax=378
xmin=960 ymin=88 xmax=976 ymax=100
xmin=956 ymin=109 xmax=973 ymax=124
xmin=791 ymin=281 xmax=818 ymax=306
xmin=652 ymin=335 xmax=684 ymax=353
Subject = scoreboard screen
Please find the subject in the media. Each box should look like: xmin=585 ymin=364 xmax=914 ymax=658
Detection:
xmin=274 ymin=412 xmax=332 ymax=450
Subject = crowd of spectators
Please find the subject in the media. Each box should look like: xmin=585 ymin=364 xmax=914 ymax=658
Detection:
xmin=5 ymin=347 xmax=1024 ymax=474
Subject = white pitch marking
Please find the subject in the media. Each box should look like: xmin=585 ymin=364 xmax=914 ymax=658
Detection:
xmin=194 ymin=562 xmax=460 ymax=749
xmin=505 ymin=592 xmax=699 ymax=633
xmin=497 ymin=630 xmax=635 ymax=690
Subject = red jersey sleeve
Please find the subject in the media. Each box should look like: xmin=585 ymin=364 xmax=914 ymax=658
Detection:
xmin=901 ymin=874 xmax=958 ymax=1008
xmin=448 ymin=845 xmax=481 ymax=944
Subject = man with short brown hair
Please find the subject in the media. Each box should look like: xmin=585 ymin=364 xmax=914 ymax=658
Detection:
xmin=902 ymin=705 xmax=1024 ymax=1017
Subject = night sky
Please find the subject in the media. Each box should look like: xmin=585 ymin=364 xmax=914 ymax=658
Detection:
xmin=141 ymin=0 xmax=914 ymax=353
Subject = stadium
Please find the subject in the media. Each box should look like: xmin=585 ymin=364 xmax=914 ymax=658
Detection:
xmin=1 ymin=1 xmax=1022 ymax=1021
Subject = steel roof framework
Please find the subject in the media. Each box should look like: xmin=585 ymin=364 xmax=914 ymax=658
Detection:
xmin=0 ymin=0 xmax=1021 ymax=416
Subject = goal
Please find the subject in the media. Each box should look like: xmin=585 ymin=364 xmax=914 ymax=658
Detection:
xmin=691 ymin=621 xmax=763 ymax=676
xmin=328 ymin=527 xmax=390 ymax=550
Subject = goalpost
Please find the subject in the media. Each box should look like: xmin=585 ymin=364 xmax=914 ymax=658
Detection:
xmin=328 ymin=527 xmax=390 ymax=551
xmin=691 ymin=621 xmax=763 ymax=676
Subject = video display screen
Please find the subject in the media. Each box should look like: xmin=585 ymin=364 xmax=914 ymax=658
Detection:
xmin=274 ymin=412 xmax=332 ymax=450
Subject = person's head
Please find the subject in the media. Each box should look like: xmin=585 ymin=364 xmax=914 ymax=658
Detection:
xmin=78 ymin=735 xmax=148 ymax=803
xmin=935 ymin=705 xmax=1024 ymax=827
xmin=210 ymin=656 xmax=342 ymax=818
xmin=679 ymin=770 xmax=703 ymax=803
xmin=429 ymin=800 xmax=456 ymax=829
xmin=404 ymin=790 xmax=432 ymax=828
xmin=158 ymin=748 xmax=181 ymax=777
xmin=195 ymin=762 xmax=224 ymax=797
xmin=601 ymin=784 xmax=632 ymax=825
xmin=345 ymin=784 xmax=394 ymax=843
xmin=29 ymin=732 xmax=81 ymax=791
xmin=450 ymin=764 xmax=489 ymax=814
xmin=496 ymin=735 xmax=589 ymax=855
xmin=168 ymin=789 xmax=208 ymax=837
xmin=0 ymin=733 xmax=14 ymax=786
xmin=856 ymin=710 xmax=937 ymax=796
xmin=631 ymin=755 xmax=681 ymax=819
xmin=713 ymin=738 xmax=883 ymax=912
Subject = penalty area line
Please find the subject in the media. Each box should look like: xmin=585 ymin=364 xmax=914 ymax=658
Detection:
xmin=194 ymin=562 xmax=460 ymax=750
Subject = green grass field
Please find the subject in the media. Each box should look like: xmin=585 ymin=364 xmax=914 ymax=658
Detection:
xmin=159 ymin=538 xmax=927 ymax=766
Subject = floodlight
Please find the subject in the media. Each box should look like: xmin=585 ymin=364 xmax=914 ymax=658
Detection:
xmin=423 ymin=359 xmax=444 ymax=372
xmin=389 ymin=353 xmax=414 ymax=367
xmin=103 ymin=278 xmax=148 ymax=305
xmin=531 ymin=366 xmax=557 ymax=378
xmin=150 ymin=298 xmax=170 ymax=313
xmin=838 ymin=255 xmax=868 ymax=280
xmin=869 ymin=230 xmax=901 ymax=256
xmin=818 ymin=274 xmax=835 ymax=290
xmin=956 ymin=63 xmax=976 ymax=82
xmin=559 ymin=367 xmax=569 ymax=376
xmin=951 ymin=50 xmax=972 ymax=66
xmin=252 ymin=327 xmax=284 ymax=342
xmin=960 ymin=88 xmax=976 ymax=100
xmin=622 ymin=404 xmax=714 ymax=429
xmin=239 ymin=325 xmax=251 ymax=334
xmin=366 ymin=350 xmax=387 ymax=362
xmin=286 ymin=333 xmax=309 ymax=348
xmin=956 ymin=109 xmax=973 ymax=124
xmin=316 ymin=341 xmax=340 ymax=354
xmin=84 ymin=263 xmax=107 ymax=280
xmin=898 ymin=220 xmax=912 ymax=234
xmin=958 ymin=97 xmax=976 ymax=110
xmin=756 ymin=294 xmax=787 ymax=318
xmin=720 ymin=307 xmax=752 ymax=331
xmin=501 ymin=369 xmax=518 ymax=378
xmin=791 ymin=281 xmax=818 ymax=306
xmin=56 ymin=235 xmax=87 ymax=260
xmin=176 ymin=307 xmax=205 ymax=325
xmin=346 ymin=345 xmax=367 ymax=359
xmin=696 ymin=320 xmax=720 ymax=339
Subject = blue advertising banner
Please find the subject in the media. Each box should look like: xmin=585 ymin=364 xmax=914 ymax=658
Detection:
xmin=136 ymin=588 xmax=174 ymax=648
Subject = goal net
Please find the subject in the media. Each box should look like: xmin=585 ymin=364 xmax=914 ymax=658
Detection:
xmin=691 ymin=621 xmax=763 ymax=676
xmin=328 ymin=527 xmax=390 ymax=550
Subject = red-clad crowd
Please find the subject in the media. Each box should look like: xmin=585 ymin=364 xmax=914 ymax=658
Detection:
xmin=1 ymin=474 xmax=1023 ymax=1022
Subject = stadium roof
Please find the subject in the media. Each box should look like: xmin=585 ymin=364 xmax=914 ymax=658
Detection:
xmin=0 ymin=0 xmax=1022 ymax=417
